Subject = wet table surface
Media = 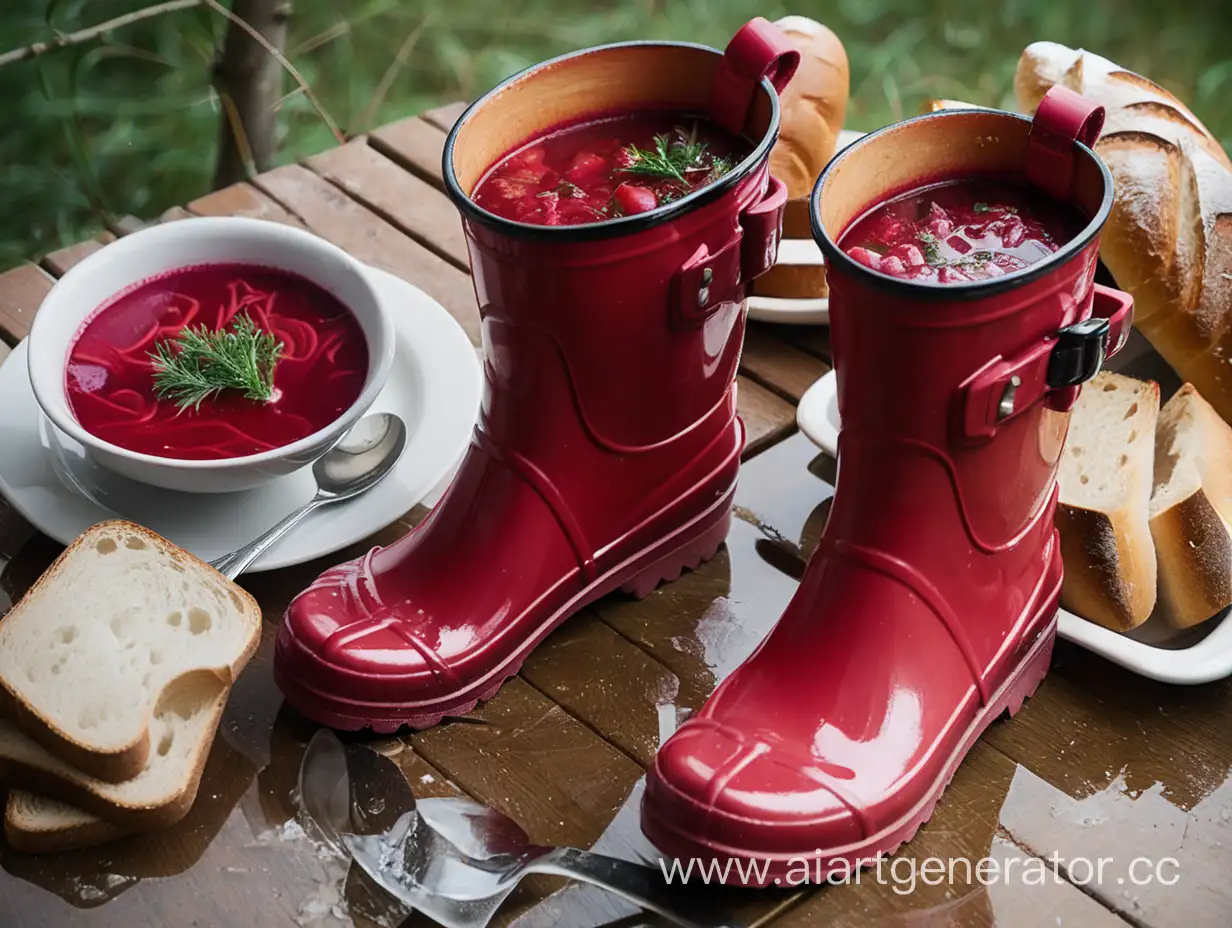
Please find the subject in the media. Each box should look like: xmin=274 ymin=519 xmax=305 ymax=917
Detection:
xmin=0 ymin=102 xmax=1229 ymax=928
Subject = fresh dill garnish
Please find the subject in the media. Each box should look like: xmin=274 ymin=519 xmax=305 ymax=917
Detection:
xmin=917 ymin=231 xmax=943 ymax=265
xmin=149 ymin=313 xmax=284 ymax=412
xmin=619 ymin=123 xmax=732 ymax=186
xmin=974 ymin=202 xmax=1017 ymax=214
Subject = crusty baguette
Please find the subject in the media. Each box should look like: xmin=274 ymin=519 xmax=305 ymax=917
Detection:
xmin=0 ymin=521 xmax=260 ymax=782
xmin=1014 ymin=43 xmax=1232 ymax=424
xmin=768 ymin=16 xmax=848 ymax=204
xmin=4 ymin=790 xmax=131 ymax=854
xmin=1149 ymin=383 xmax=1232 ymax=627
xmin=1056 ymin=372 xmax=1160 ymax=630
xmin=0 ymin=671 xmax=227 ymax=831
xmin=756 ymin=14 xmax=848 ymax=300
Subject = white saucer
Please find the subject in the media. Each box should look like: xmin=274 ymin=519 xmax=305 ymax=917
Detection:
xmin=0 ymin=265 xmax=481 ymax=572
xmin=795 ymin=369 xmax=1232 ymax=684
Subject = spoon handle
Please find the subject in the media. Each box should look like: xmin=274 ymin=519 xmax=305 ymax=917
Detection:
xmin=527 ymin=848 xmax=740 ymax=928
xmin=210 ymin=495 xmax=326 ymax=580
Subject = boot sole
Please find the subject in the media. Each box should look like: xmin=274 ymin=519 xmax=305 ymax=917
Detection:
xmin=640 ymin=604 xmax=1059 ymax=887
xmin=276 ymin=484 xmax=735 ymax=732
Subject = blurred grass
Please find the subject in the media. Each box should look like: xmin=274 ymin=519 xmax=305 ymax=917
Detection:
xmin=0 ymin=0 xmax=1229 ymax=269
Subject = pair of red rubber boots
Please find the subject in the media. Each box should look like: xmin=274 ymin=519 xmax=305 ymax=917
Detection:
xmin=275 ymin=23 xmax=1132 ymax=880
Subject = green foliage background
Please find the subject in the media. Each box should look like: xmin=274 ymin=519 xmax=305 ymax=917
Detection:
xmin=1 ymin=0 xmax=1229 ymax=269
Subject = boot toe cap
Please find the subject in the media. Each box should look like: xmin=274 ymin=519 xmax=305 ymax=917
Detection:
xmin=646 ymin=721 xmax=867 ymax=860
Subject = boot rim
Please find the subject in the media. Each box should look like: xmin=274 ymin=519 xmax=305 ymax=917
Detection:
xmin=442 ymin=40 xmax=783 ymax=242
xmin=808 ymin=107 xmax=1116 ymax=300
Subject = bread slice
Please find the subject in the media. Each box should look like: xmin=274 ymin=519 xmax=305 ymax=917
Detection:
xmin=4 ymin=790 xmax=130 ymax=854
xmin=1056 ymin=372 xmax=1160 ymax=630
xmin=0 ymin=521 xmax=260 ymax=782
xmin=1149 ymin=384 xmax=1232 ymax=627
xmin=0 ymin=670 xmax=227 ymax=831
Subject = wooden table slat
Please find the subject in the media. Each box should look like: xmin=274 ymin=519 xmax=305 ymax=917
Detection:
xmin=188 ymin=181 xmax=309 ymax=229
xmin=0 ymin=264 xmax=55 ymax=345
xmin=420 ymin=101 xmax=469 ymax=134
xmin=309 ymin=141 xmax=469 ymax=269
xmin=741 ymin=322 xmax=830 ymax=403
xmin=40 ymin=233 xmax=115 ymax=277
xmin=737 ymin=374 xmax=797 ymax=457
xmin=369 ymin=116 xmax=451 ymax=192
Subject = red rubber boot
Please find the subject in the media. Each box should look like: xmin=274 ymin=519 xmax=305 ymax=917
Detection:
xmin=274 ymin=23 xmax=800 ymax=730
xmin=642 ymin=90 xmax=1134 ymax=884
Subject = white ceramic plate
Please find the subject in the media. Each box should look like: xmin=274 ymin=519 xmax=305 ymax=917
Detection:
xmin=0 ymin=266 xmax=481 ymax=572
xmin=795 ymin=369 xmax=1232 ymax=684
xmin=745 ymin=129 xmax=865 ymax=327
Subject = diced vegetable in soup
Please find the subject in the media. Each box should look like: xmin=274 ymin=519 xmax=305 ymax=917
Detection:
xmin=840 ymin=180 xmax=1086 ymax=283
xmin=473 ymin=113 xmax=749 ymax=226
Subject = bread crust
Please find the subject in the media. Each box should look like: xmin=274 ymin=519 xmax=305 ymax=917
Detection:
xmin=1014 ymin=43 xmax=1232 ymax=423
xmin=0 ymin=670 xmax=228 ymax=831
xmin=1056 ymin=504 xmax=1155 ymax=630
xmin=4 ymin=793 xmax=130 ymax=854
xmin=769 ymin=17 xmax=849 ymax=201
xmin=1151 ymin=489 xmax=1232 ymax=627
xmin=752 ymin=260 xmax=828 ymax=299
xmin=0 ymin=520 xmax=261 ymax=783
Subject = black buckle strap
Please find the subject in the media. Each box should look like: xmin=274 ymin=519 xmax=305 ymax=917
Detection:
xmin=1047 ymin=317 xmax=1110 ymax=389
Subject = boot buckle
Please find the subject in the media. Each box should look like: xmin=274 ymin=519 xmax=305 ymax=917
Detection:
xmin=959 ymin=283 xmax=1135 ymax=441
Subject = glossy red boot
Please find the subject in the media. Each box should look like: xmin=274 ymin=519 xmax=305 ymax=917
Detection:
xmin=274 ymin=22 xmax=800 ymax=730
xmin=642 ymin=89 xmax=1134 ymax=884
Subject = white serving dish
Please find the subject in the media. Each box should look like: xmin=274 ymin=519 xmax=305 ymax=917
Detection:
xmin=27 ymin=217 xmax=395 ymax=493
xmin=0 ymin=266 xmax=481 ymax=572
xmin=796 ymin=369 xmax=1232 ymax=684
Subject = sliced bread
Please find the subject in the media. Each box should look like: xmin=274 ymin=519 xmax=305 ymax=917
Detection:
xmin=1149 ymin=384 xmax=1232 ymax=627
xmin=4 ymin=790 xmax=130 ymax=854
xmin=1056 ymin=372 xmax=1160 ymax=630
xmin=0 ymin=670 xmax=228 ymax=831
xmin=0 ymin=521 xmax=261 ymax=782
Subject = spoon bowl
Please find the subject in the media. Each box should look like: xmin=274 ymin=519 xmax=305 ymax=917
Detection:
xmin=210 ymin=412 xmax=406 ymax=578
xmin=314 ymin=413 xmax=408 ymax=500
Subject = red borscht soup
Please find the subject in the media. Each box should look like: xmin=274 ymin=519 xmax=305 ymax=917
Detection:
xmin=473 ymin=113 xmax=749 ymax=225
xmin=840 ymin=180 xmax=1086 ymax=283
xmin=67 ymin=265 xmax=368 ymax=460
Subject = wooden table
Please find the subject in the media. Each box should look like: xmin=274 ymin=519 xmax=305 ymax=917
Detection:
xmin=0 ymin=102 xmax=1228 ymax=928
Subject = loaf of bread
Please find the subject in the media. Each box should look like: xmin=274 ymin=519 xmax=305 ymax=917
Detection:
xmin=1056 ymin=372 xmax=1160 ymax=630
xmin=1149 ymin=383 xmax=1232 ymax=627
xmin=1014 ymin=43 xmax=1232 ymax=424
xmin=754 ymin=16 xmax=848 ymax=301
xmin=767 ymin=16 xmax=848 ymax=204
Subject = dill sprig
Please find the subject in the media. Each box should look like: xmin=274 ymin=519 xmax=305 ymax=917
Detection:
xmin=620 ymin=122 xmax=730 ymax=185
xmin=149 ymin=313 xmax=284 ymax=412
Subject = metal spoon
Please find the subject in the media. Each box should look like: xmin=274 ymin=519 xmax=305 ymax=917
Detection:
xmin=210 ymin=413 xmax=406 ymax=579
xmin=298 ymin=732 xmax=735 ymax=928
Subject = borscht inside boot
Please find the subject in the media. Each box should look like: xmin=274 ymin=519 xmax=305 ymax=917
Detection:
xmin=273 ymin=21 xmax=801 ymax=731
xmin=641 ymin=90 xmax=1133 ymax=882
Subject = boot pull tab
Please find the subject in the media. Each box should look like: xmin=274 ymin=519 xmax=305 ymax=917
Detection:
xmin=1026 ymin=86 xmax=1105 ymax=204
xmin=958 ymin=283 xmax=1134 ymax=442
xmin=710 ymin=18 xmax=800 ymax=136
